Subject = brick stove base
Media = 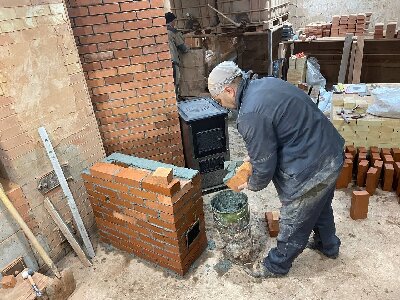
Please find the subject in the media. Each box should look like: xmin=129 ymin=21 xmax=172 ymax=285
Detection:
xmin=82 ymin=153 xmax=207 ymax=275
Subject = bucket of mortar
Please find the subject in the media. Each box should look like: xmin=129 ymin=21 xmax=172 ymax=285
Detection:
xmin=210 ymin=190 xmax=250 ymax=234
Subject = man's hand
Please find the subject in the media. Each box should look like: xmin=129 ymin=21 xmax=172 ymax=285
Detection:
xmin=237 ymin=182 xmax=248 ymax=191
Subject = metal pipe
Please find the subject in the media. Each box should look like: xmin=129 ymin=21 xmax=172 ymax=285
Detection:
xmin=0 ymin=183 xmax=61 ymax=278
xmin=267 ymin=28 xmax=273 ymax=76
xmin=207 ymin=4 xmax=241 ymax=27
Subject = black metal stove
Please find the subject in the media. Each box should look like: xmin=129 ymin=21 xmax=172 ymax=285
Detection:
xmin=178 ymin=97 xmax=230 ymax=192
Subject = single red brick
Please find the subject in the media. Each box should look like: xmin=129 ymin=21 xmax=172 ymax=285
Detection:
xmin=129 ymin=187 xmax=158 ymax=201
xmin=68 ymin=7 xmax=89 ymax=17
xmin=150 ymin=167 xmax=173 ymax=185
xmin=1 ymin=275 xmax=16 ymax=288
xmin=344 ymin=159 xmax=353 ymax=184
xmin=124 ymin=19 xmax=154 ymax=30
xmin=147 ymin=216 xmax=177 ymax=231
xmin=120 ymin=1 xmax=150 ymax=11
xmin=153 ymin=17 xmax=166 ymax=27
xmin=110 ymin=30 xmax=139 ymax=41
xmin=74 ymin=15 xmax=107 ymax=26
xmin=106 ymin=12 xmax=136 ymax=23
xmin=358 ymin=147 xmax=367 ymax=154
xmin=345 ymin=145 xmax=356 ymax=157
xmin=383 ymin=155 xmax=394 ymax=166
xmin=381 ymin=148 xmax=391 ymax=157
xmin=113 ymin=211 xmax=136 ymax=224
xmin=350 ymin=191 xmax=370 ymax=220
xmin=382 ymin=163 xmax=394 ymax=191
xmin=93 ymin=22 xmax=124 ymax=34
xmin=394 ymin=162 xmax=400 ymax=190
xmin=88 ymin=3 xmax=120 ymax=15
xmin=358 ymin=153 xmax=367 ymax=163
xmin=79 ymin=33 xmax=111 ymax=44
xmin=371 ymin=153 xmax=381 ymax=165
xmin=90 ymin=162 xmax=123 ymax=180
xmin=392 ymin=148 xmax=400 ymax=162
xmin=356 ymin=160 xmax=369 ymax=187
xmin=397 ymin=176 xmax=400 ymax=197
xmin=265 ymin=211 xmax=279 ymax=237
xmin=370 ymin=146 xmax=379 ymax=153
xmin=366 ymin=167 xmax=378 ymax=195
xmin=101 ymin=57 xmax=130 ymax=68
xmin=113 ymin=167 xmax=149 ymax=187
xmin=150 ymin=0 xmax=164 ymax=8
xmin=97 ymin=40 xmax=127 ymax=51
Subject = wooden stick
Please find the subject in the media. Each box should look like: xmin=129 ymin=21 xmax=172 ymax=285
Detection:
xmin=338 ymin=33 xmax=354 ymax=83
xmin=44 ymin=198 xmax=92 ymax=267
xmin=352 ymin=36 xmax=365 ymax=84
xmin=0 ymin=183 xmax=61 ymax=278
xmin=347 ymin=41 xmax=357 ymax=83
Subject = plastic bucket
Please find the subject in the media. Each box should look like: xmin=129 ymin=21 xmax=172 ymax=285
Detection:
xmin=210 ymin=190 xmax=250 ymax=234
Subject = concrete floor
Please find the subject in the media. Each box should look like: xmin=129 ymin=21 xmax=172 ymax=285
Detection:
xmin=63 ymin=122 xmax=400 ymax=300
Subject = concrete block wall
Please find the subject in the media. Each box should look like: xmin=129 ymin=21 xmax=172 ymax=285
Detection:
xmin=65 ymin=0 xmax=185 ymax=166
xmin=0 ymin=0 xmax=105 ymax=273
xmin=82 ymin=153 xmax=207 ymax=275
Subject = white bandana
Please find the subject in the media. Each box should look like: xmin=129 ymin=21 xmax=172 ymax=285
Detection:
xmin=208 ymin=61 xmax=243 ymax=97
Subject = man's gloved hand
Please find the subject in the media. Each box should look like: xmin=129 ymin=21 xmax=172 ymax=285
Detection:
xmin=237 ymin=182 xmax=248 ymax=191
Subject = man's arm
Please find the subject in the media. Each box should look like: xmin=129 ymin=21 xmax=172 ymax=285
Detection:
xmin=237 ymin=112 xmax=278 ymax=191
xmin=175 ymin=32 xmax=189 ymax=53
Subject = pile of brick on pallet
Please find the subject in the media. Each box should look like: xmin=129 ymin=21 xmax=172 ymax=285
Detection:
xmin=336 ymin=146 xmax=400 ymax=219
xmin=304 ymin=13 xmax=372 ymax=38
xmin=331 ymin=13 xmax=371 ymax=37
xmin=82 ymin=153 xmax=207 ymax=275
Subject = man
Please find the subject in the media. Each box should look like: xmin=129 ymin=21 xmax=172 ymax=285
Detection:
xmin=165 ymin=12 xmax=189 ymax=99
xmin=208 ymin=61 xmax=345 ymax=278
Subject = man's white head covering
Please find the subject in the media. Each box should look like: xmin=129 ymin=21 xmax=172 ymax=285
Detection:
xmin=208 ymin=61 xmax=243 ymax=97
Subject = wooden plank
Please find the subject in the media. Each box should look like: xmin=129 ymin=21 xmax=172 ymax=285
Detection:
xmin=338 ymin=33 xmax=354 ymax=83
xmin=38 ymin=127 xmax=95 ymax=258
xmin=44 ymin=198 xmax=92 ymax=267
xmin=352 ymin=36 xmax=365 ymax=83
xmin=347 ymin=41 xmax=357 ymax=83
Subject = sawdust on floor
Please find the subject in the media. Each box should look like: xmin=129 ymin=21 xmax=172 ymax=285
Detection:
xmin=62 ymin=119 xmax=400 ymax=300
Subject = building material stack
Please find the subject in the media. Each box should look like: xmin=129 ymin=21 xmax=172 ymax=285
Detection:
xmin=374 ymin=23 xmax=385 ymax=39
xmin=386 ymin=22 xmax=398 ymax=39
xmin=332 ymin=90 xmax=400 ymax=149
xmin=304 ymin=22 xmax=331 ymax=38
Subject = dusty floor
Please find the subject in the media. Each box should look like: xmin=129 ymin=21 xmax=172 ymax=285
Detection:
xmin=62 ymin=120 xmax=400 ymax=300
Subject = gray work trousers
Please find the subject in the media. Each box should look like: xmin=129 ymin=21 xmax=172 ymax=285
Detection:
xmin=264 ymin=171 xmax=341 ymax=275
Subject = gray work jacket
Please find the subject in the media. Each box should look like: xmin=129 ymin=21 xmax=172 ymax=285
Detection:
xmin=236 ymin=76 xmax=345 ymax=203
xmin=167 ymin=25 xmax=188 ymax=65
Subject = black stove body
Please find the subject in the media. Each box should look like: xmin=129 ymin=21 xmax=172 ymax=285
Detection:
xmin=178 ymin=98 xmax=230 ymax=192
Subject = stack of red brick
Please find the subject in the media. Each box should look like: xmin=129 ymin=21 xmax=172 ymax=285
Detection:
xmin=337 ymin=145 xmax=400 ymax=199
xmin=82 ymin=154 xmax=207 ymax=275
xmin=65 ymin=0 xmax=185 ymax=166
xmin=331 ymin=13 xmax=371 ymax=37
xmin=374 ymin=22 xmax=399 ymax=39
xmin=304 ymin=22 xmax=332 ymax=38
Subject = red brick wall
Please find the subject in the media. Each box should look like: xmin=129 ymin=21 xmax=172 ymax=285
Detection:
xmin=66 ymin=0 xmax=185 ymax=166
xmin=82 ymin=154 xmax=207 ymax=275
